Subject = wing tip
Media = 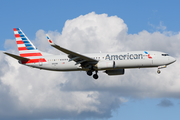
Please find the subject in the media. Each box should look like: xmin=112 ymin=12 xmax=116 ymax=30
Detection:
xmin=46 ymin=34 xmax=55 ymax=45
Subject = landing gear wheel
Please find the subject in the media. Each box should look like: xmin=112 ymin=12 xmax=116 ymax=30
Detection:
xmin=157 ymin=69 xmax=161 ymax=74
xmin=87 ymin=71 xmax=93 ymax=76
xmin=93 ymin=74 xmax=98 ymax=79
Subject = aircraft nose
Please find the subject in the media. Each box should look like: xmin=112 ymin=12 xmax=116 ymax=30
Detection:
xmin=169 ymin=56 xmax=176 ymax=64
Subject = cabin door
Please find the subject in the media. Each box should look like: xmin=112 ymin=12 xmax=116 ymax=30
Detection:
xmin=39 ymin=58 xmax=43 ymax=66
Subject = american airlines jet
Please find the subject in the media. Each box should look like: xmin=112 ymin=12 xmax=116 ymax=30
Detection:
xmin=4 ymin=28 xmax=176 ymax=79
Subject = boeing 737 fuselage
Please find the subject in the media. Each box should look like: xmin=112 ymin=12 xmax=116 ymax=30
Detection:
xmin=4 ymin=28 xmax=176 ymax=79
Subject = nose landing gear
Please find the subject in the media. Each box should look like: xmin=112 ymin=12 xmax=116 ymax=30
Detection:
xmin=157 ymin=65 xmax=166 ymax=74
xmin=157 ymin=69 xmax=161 ymax=74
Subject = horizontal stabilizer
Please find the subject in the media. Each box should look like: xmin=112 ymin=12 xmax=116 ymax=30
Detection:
xmin=3 ymin=52 xmax=29 ymax=61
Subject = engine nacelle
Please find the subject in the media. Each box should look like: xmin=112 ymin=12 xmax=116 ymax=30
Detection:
xmin=96 ymin=61 xmax=115 ymax=70
xmin=105 ymin=69 xmax=125 ymax=75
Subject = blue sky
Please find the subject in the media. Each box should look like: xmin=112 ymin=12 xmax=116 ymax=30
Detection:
xmin=1 ymin=0 xmax=180 ymax=45
xmin=1 ymin=0 xmax=180 ymax=120
xmin=110 ymin=98 xmax=180 ymax=120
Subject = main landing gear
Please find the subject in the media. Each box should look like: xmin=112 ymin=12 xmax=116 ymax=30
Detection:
xmin=87 ymin=70 xmax=98 ymax=79
xmin=87 ymin=70 xmax=93 ymax=76
xmin=93 ymin=71 xmax=98 ymax=79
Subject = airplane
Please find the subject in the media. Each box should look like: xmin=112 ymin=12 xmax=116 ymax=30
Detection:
xmin=4 ymin=28 xmax=176 ymax=79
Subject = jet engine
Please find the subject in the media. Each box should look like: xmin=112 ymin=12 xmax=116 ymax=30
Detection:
xmin=105 ymin=69 xmax=125 ymax=75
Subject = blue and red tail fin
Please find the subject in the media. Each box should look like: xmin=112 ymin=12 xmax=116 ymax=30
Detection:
xmin=13 ymin=28 xmax=43 ymax=58
xmin=13 ymin=28 xmax=47 ymax=64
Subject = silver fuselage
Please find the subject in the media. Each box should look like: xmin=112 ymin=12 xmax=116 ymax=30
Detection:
xmin=24 ymin=51 xmax=176 ymax=71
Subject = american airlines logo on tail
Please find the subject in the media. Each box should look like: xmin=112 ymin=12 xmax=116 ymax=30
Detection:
xmin=13 ymin=28 xmax=46 ymax=64
xmin=14 ymin=28 xmax=36 ymax=51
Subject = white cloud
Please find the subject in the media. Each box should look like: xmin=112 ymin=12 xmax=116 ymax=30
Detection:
xmin=1 ymin=12 xmax=180 ymax=119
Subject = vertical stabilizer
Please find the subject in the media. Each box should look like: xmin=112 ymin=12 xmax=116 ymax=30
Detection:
xmin=13 ymin=28 xmax=42 ymax=57
xmin=13 ymin=28 xmax=46 ymax=64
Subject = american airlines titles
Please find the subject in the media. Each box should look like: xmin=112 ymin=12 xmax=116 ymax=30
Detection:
xmin=105 ymin=53 xmax=143 ymax=60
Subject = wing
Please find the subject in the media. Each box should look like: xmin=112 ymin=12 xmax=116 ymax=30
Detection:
xmin=46 ymin=34 xmax=98 ymax=68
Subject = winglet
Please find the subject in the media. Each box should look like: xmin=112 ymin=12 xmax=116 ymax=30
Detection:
xmin=46 ymin=34 xmax=55 ymax=46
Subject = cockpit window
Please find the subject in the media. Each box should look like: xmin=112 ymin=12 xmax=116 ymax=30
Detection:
xmin=162 ymin=54 xmax=169 ymax=56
